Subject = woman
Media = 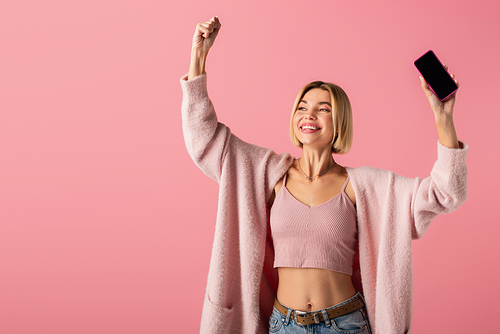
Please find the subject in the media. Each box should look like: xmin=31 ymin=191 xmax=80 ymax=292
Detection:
xmin=181 ymin=17 xmax=468 ymax=334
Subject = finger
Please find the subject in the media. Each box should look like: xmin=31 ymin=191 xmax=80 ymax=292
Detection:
xmin=198 ymin=22 xmax=214 ymax=38
xmin=419 ymin=76 xmax=428 ymax=89
xmin=204 ymin=23 xmax=215 ymax=33
xmin=207 ymin=17 xmax=221 ymax=38
xmin=419 ymin=76 xmax=433 ymax=97
xmin=449 ymin=73 xmax=459 ymax=87
xmin=200 ymin=22 xmax=214 ymax=32
xmin=203 ymin=18 xmax=218 ymax=31
xmin=212 ymin=18 xmax=221 ymax=34
xmin=208 ymin=19 xmax=219 ymax=33
xmin=211 ymin=25 xmax=220 ymax=40
xmin=214 ymin=16 xmax=221 ymax=28
xmin=197 ymin=23 xmax=210 ymax=32
xmin=198 ymin=25 xmax=214 ymax=38
xmin=196 ymin=23 xmax=211 ymax=38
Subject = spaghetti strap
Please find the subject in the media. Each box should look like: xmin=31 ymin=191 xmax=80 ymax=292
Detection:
xmin=283 ymin=170 xmax=288 ymax=186
xmin=341 ymin=175 xmax=350 ymax=192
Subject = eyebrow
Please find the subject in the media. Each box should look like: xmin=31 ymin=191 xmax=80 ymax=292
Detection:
xmin=299 ymin=100 xmax=332 ymax=107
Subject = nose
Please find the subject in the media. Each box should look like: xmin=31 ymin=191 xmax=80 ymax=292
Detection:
xmin=304 ymin=110 xmax=317 ymax=119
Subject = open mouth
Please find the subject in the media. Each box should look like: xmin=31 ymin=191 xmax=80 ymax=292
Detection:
xmin=300 ymin=124 xmax=321 ymax=133
xmin=301 ymin=125 xmax=320 ymax=130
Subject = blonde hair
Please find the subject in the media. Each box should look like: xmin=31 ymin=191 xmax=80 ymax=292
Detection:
xmin=290 ymin=81 xmax=353 ymax=154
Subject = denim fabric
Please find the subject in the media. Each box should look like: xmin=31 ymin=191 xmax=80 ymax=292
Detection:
xmin=268 ymin=292 xmax=371 ymax=334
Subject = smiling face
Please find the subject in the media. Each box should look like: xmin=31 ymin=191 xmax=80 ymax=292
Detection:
xmin=292 ymin=88 xmax=335 ymax=150
xmin=290 ymin=81 xmax=353 ymax=154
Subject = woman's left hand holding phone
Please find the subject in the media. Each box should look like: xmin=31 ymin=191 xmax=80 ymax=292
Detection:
xmin=420 ymin=66 xmax=460 ymax=149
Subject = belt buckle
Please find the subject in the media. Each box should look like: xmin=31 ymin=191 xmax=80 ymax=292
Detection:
xmin=293 ymin=310 xmax=308 ymax=326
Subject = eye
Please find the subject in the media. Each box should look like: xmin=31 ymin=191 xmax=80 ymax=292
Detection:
xmin=319 ymin=108 xmax=330 ymax=112
xmin=297 ymin=107 xmax=306 ymax=111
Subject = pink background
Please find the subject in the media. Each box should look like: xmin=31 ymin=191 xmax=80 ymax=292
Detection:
xmin=1 ymin=0 xmax=499 ymax=333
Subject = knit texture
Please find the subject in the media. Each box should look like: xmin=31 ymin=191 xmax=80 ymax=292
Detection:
xmin=271 ymin=174 xmax=357 ymax=275
xmin=181 ymin=72 xmax=468 ymax=334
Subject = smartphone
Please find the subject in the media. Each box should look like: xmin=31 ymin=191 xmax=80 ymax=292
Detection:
xmin=414 ymin=50 xmax=458 ymax=101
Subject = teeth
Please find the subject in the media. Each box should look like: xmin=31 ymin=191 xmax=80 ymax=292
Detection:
xmin=302 ymin=125 xmax=319 ymax=130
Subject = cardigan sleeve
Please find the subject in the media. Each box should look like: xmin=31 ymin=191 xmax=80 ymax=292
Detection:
xmin=348 ymin=141 xmax=468 ymax=333
xmin=411 ymin=141 xmax=468 ymax=239
xmin=180 ymin=73 xmax=229 ymax=182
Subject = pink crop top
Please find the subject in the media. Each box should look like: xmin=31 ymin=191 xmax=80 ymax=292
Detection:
xmin=270 ymin=171 xmax=357 ymax=275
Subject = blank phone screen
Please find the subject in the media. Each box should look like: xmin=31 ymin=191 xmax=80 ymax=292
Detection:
xmin=414 ymin=51 xmax=458 ymax=101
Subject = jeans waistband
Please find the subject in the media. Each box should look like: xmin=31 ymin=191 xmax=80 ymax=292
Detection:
xmin=274 ymin=292 xmax=365 ymax=326
xmin=277 ymin=291 xmax=362 ymax=313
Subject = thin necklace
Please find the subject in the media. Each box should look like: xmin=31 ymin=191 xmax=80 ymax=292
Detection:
xmin=297 ymin=158 xmax=337 ymax=182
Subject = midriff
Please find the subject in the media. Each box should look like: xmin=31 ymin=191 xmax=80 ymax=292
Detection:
xmin=277 ymin=267 xmax=356 ymax=312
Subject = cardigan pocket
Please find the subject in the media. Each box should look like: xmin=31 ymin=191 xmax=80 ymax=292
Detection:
xmin=205 ymin=294 xmax=233 ymax=311
xmin=201 ymin=294 xmax=235 ymax=332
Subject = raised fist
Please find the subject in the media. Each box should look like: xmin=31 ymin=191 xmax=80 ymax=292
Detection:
xmin=192 ymin=16 xmax=221 ymax=54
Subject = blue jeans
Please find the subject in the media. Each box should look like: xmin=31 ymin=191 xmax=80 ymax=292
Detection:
xmin=268 ymin=292 xmax=372 ymax=334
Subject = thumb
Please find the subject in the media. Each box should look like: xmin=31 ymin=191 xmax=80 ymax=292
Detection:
xmin=419 ymin=76 xmax=433 ymax=98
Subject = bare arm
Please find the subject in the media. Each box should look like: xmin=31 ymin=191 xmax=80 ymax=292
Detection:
xmin=188 ymin=16 xmax=221 ymax=80
xmin=420 ymin=67 xmax=460 ymax=149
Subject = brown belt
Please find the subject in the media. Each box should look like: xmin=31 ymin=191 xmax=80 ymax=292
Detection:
xmin=273 ymin=295 xmax=365 ymax=325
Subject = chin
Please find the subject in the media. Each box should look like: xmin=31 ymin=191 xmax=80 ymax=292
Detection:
xmin=301 ymin=142 xmax=332 ymax=150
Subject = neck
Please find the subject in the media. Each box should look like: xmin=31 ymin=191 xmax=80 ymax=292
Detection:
xmin=299 ymin=145 xmax=336 ymax=177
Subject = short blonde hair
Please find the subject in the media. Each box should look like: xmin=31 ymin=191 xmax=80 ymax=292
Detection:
xmin=290 ymin=81 xmax=353 ymax=154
